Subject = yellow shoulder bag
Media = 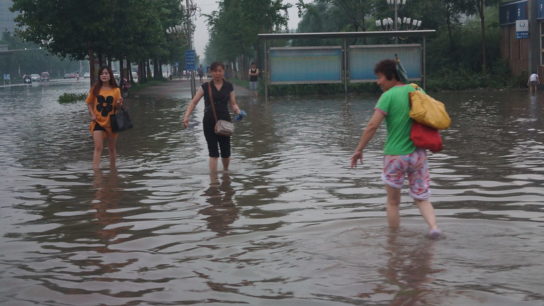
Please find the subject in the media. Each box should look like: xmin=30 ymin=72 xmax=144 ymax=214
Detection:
xmin=408 ymin=84 xmax=451 ymax=130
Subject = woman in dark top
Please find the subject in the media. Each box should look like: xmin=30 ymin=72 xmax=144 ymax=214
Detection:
xmin=248 ymin=62 xmax=259 ymax=96
xmin=183 ymin=62 xmax=241 ymax=173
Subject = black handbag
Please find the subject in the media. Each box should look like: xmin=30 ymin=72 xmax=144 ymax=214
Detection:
xmin=111 ymin=104 xmax=133 ymax=132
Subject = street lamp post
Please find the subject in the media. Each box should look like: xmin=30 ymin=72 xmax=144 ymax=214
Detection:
xmin=376 ymin=0 xmax=421 ymax=42
xmin=185 ymin=0 xmax=196 ymax=97
xmin=166 ymin=24 xmax=185 ymax=79
xmin=166 ymin=0 xmax=198 ymax=96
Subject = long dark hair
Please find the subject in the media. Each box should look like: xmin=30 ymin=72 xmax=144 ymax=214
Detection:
xmin=92 ymin=66 xmax=118 ymax=96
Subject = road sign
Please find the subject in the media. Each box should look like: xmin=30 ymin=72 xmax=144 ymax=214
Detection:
xmin=516 ymin=20 xmax=529 ymax=39
xmin=184 ymin=50 xmax=196 ymax=70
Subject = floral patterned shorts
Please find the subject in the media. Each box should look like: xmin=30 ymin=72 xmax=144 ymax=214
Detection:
xmin=382 ymin=149 xmax=430 ymax=200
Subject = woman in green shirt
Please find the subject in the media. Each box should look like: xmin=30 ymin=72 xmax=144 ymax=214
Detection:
xmin=350 ymin=59 xmax=440 ymax=239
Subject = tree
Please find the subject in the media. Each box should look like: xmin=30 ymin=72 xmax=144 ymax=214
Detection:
xmin=205 ymin=0 xmax=291 ymax=78
xmin=0 ymin=31 xmax=79 ymax=79
xmin=11 ymin=0 xmax=187 ymax=84
xmin=464 ymin=0 xmax=500 ymax=73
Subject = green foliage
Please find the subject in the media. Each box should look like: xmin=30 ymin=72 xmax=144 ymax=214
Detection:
xmin=130 ymin=79 xmax=169 ymax=91
xmin=268 ymin=82 xmax=381 ymax=96
xmin=205 ymin=0 xmax=291 ymax=68
xmin=0 ymin=31 xmax=79 ymax=79
xmin=58 ymin=93 xmax=86 ymax=103
xmin=293 ymin=0 xmax=514 ymax=92
xmin=10 ymin=0 xmax=187 ymax=81
xmin=424 ymin=5 xmax=513 ymax=90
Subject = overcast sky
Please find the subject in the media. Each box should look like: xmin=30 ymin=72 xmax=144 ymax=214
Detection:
xmin=193 ymin=0 xmax=302 ymax=59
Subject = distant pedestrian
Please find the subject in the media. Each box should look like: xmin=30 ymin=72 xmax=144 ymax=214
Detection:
xmin=120 ymin=77 xmax=131 ymax=98
xmin=197 ymin=65 xmax=204 ymax=83
xmin=528 ymin=72 xmax=539 ymax=95
xmin=183 ymin=62 xmax=242 ymax=173
xmin=350 ymin=59 xmax=440 ymax=238
xmin=225 ymin=65 xmax=232 ymax=79
xmin=248 ymin=62 xmax=259 ymax=96
xmin=86 ymin=66 xmax=123 ymax=169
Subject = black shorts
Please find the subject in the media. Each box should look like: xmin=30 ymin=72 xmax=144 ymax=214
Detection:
xmin=93 ymin=123 xmax=106 ymax=131
xmin=203 ymin=117 xmax=231 ymax=158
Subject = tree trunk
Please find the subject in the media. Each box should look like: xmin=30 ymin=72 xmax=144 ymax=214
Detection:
xmin=142 ymin=61 xmax=147 ymax=82
xmin=479 ymin=0 xmax=486 ymax=73
xmin=127 ymin=60 xmax=133 ymax=83
xmin=89 ymin=49 xmax=96 ymax=87
xmin=97 ymin=52 xmax=103 ymax=68
xmin=147 ymin=60 xmax=152 ymax=80
xmin=119 ymin=58 xmax=125 ymax=80
xmin=153 ymin=58 xmax=161 ymax=80
xmin=138 ymin=61 xmax=145 ymax=83
xmin=159 ymin=61 xmax=163 ymax=79
xmin=446 ymin=11 xmax=454 ymax=52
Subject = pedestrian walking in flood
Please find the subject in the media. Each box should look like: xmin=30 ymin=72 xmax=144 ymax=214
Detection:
xmin=350 ymin=59 xmax=441 ymax=239
xmin=528 ymin=72 xmax=539 ymax=95
xmin=86 ymin=66 xmax=123 ymax=169
xmin=197 ymin=64 xmax=204 ymax=83
xmin=183 ymin=62 xmax=242 ymax=173
xmin=248 ymin=62 xmax=259 ymax=97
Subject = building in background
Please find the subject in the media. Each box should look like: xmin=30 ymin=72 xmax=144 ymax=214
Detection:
xmin=500 ymin=0 xmax=544 ymax=78
xmin=0 ymin=0 xmax=16 ymax=35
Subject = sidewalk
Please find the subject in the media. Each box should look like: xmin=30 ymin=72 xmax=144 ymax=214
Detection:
xmin=134 ymin=78 xmax=252 ymax=100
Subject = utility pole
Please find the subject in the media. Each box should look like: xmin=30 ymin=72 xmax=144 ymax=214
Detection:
xmin=186 ymin=0 xmax=196 ymax=97
xmin=528 ymin=0 xmax=539 ymax=75
xmin=394 ymin=0 xmax=398 ymax=43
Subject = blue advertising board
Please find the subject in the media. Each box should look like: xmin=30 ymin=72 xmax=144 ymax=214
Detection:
xmin=269 ymin=47 xmax=343 ymax=84
xmin=500 ymin=0 xmax=528 ymax=25
xmin=538 ymin=0 xmax=544 ymax=20
xmin=349 ymin=44 xmax=421 ymax=82
xmin=184 ymin=50 xmax=196 ymax=70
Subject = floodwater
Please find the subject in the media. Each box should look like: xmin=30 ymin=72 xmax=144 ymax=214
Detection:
xmin=1 ymin=81 xmax=543 ymax=305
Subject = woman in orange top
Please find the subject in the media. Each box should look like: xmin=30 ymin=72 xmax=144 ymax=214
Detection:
xmin=86 ymin=67 xmax=123 ymax=169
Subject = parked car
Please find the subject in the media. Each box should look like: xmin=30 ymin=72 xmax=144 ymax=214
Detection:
xmin=30 ymin=74 xmax=40 ymax=81
xmin=83 ymin=72 xmax=90 ymax=79
xmin=40 ymin=72 xmax=50 ymax=81
xmin=63 ymin=72 xmax=78 ymax=79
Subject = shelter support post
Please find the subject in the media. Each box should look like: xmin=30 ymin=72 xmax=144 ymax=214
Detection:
xmin=422 ymin=36 xmax=426 ymax=90
xmin=343 ymin=39 xmax=348 ymax=95
xmin=264 ymin=39 xmax=269 ymax=102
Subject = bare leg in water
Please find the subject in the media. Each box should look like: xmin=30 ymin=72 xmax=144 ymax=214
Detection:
xmin=385 ymin=185 xmax=439 ymax=232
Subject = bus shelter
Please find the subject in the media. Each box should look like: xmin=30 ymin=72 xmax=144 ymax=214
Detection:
xmin=258 ymin=30 xmax=435 ymax=99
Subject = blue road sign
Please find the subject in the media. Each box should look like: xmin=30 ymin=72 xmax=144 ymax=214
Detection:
xmin=184 ymin=50 xmax=196 ymax=70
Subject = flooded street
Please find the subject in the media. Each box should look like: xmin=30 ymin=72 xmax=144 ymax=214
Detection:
xmin=0 ymin=81 xmax=543 ymax=305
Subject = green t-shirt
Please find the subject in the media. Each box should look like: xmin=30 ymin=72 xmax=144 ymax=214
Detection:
xmin=375 ymin=85 xmax=416 ymax=155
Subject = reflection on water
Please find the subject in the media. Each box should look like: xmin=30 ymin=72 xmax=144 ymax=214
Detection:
xmin=0 ymin=83 xmax=543 ymax=305
xmin=200 ymin=173 xmax=239 ymax=236
xmin=378 ymin=231 xmax=438 ymax=305
xmin=92 ymin=168 xmax=128 ymax=250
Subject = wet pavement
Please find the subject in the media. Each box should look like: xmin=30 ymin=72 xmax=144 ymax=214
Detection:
xmin=0 ymin=81 xmax=543 ymax=305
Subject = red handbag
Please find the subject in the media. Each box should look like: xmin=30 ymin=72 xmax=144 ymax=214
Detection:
xmin=410 ymin=121 xmax=443 ymax=152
